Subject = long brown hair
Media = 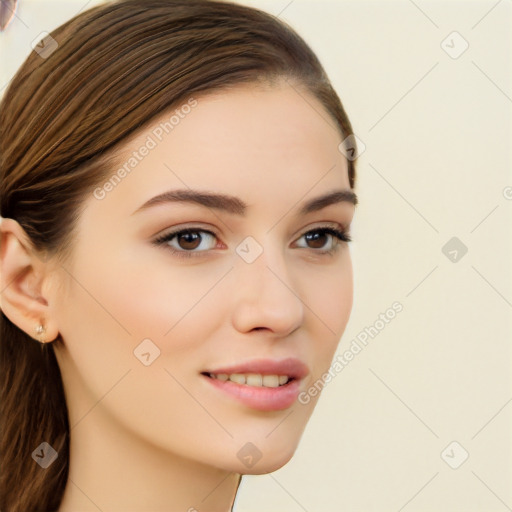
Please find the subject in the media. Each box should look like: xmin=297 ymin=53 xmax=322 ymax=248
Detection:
xmin=0 ymin=1 xmax=356 ymax=510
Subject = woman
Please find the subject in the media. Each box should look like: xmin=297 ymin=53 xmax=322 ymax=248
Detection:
xmin=0 ymin=1 xmax=358 ymax=510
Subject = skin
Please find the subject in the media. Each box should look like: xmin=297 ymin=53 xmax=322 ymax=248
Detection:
xmin=0 ymin=80 xmax=355 ymax=511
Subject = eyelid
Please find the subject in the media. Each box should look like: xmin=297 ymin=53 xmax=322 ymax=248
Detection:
xmin=295 ymin=221 xmax=350 ymax=237
xmin=153 ymin=223 xmax=221 ymax=242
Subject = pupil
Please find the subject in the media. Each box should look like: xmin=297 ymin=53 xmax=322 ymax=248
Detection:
xmin=306 ymin=232 xmax=327 ymax=249
xmin=178 ymin=232 xmax=201 ymax=250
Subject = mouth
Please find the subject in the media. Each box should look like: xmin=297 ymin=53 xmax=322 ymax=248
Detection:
xmin=200 ymin=358 xmax=308 ymax=412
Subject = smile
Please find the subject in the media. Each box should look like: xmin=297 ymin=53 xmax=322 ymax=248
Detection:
xmin=201 ymin=358 xmax=308 ymax=411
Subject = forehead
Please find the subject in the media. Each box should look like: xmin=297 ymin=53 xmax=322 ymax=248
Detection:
xmin=92 ymin=82 xmax=350 ymax=218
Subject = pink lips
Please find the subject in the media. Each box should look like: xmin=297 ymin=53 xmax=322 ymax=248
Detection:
xmin=201 ymin=357 xmax=308 ymax=411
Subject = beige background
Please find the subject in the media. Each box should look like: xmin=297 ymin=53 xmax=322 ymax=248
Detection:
xmin=1 ymin=1 xmax=511 ymax=511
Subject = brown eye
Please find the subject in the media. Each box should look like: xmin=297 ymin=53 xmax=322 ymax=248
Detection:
xmin=304 ymin=231 xmax=329 ymax=249
xmin=154 ymin=229 xmax=218 ymax=256
xmin=294 ymin=227 xmax=351 ymax=253
xmin=177 ymin=232 xmax=202 ymax=250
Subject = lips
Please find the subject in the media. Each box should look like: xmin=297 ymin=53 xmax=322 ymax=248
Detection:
xmin=201 ymin=357 xmax=308 ymax=411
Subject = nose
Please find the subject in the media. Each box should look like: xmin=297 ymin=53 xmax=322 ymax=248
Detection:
xmin=230 ymin=245 xmax=304 ymax=337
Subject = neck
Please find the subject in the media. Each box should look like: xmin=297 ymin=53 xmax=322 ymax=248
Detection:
xmin=58 ymin=401 xmax=241 ymax=511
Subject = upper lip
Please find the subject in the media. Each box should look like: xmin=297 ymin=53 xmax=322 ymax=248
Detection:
xmin=203 ymin=357 xmax=309 ymax=379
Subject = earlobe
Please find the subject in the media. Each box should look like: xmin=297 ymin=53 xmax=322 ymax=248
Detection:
xmin=0 ymin=217 xmax=59 ymax=343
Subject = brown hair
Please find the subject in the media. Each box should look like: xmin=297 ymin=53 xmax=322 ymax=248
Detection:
xmin=0 ymin=1 xmax=356 ymax=510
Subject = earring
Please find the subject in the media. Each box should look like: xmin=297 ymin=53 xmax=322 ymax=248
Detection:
xmin=35 ymin=324 xmax=46 ymax=344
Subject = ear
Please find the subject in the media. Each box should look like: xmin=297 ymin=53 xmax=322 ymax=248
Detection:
xmin=0 ymin=217 xmax=60 ymax=343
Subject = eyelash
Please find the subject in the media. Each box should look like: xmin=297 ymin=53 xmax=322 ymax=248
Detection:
xmin=153 ymin=226 xmax=351 ymax=260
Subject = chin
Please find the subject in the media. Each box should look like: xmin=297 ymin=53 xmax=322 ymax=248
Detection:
xmin=226 ymin=435 xmax=301 ymax=476
xmin=241 ymin=453 xmax=295 ymax=475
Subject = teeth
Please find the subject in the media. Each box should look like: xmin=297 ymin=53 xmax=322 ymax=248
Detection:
xmin=230 ymin=373 xmax=246 ymax=385
xmin=209 ymin=373 xmax=290 ymax=387
xmin=262 ymin=375 xmax=279 ymax=388
xmin=246 ymin=374 xmax=262 ymax=386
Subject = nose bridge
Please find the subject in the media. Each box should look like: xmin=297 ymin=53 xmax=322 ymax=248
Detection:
xmin=231 ymin=235 xmax=304 ymax=335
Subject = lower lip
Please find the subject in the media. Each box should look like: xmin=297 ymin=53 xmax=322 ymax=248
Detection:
xmin=203 ymin=375 xmax=302 ymax=411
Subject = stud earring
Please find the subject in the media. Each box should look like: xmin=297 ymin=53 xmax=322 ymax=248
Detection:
xmin=35 ymin=324 xmax=46 ymax=344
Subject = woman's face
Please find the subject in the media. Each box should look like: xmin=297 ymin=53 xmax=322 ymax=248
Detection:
xmin=51 ymin=81 xmax=356 ymax=474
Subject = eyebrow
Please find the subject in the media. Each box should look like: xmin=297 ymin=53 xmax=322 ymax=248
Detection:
xmin=132 ymin=188 xmax=357 ymax=216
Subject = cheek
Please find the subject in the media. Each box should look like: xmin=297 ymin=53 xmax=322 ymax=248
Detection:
xmin=55 ymin=249 xmax=234 ymax=449
xmin=303 ymin=251 xmax=353 ymax=333
xmin=301 ymin=252 xmax=353 ymax=376
xmin=77 ymin=247 xmax=235 ymax=375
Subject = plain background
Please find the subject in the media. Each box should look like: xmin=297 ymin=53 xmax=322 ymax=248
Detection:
xmin=1 ymin=1 xmax=511 ymax=511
